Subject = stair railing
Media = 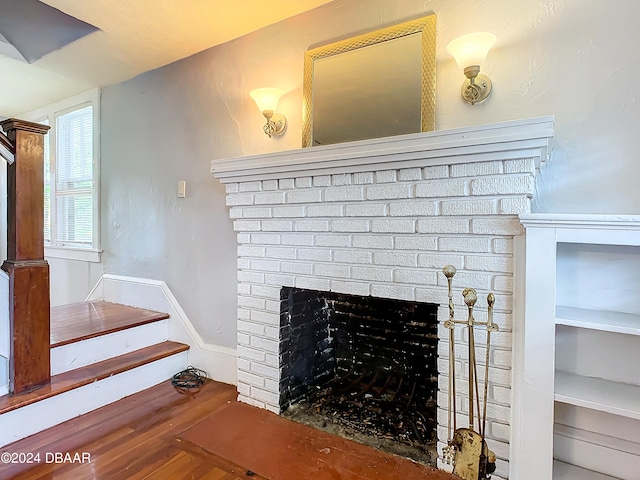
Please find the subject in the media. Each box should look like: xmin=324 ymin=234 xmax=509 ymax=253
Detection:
xmin=0 ymin=119 xmax=51 ymax=395
xmin=0 ymin=130 xmax=14 ymax=164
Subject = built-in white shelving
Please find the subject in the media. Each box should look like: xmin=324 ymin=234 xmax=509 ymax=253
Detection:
xmin=553 ymin=460 xmax=619 ymax=480
xmin=556 ymin=306 xmax=640 ymax=336
xmin=554 ymin=371 xmax=640 ymax=420
xmin=520 ymin=214 xmax=640 ymax=480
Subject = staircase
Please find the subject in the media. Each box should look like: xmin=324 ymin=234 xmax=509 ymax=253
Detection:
xmin=0 ymin=120 xmax=193 ymax=448
xmin=0 ymin=300 xmax=189 ymax=447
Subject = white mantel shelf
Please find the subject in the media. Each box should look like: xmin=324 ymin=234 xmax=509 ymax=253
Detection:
xmin=520 ymin=213 xmax=640 ymax=230
xmin=211 ymin=116 xmax=554 ymax=183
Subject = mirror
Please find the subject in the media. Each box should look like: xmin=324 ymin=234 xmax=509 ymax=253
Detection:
xmin=302 ymin=14 xmax=436 ymax=147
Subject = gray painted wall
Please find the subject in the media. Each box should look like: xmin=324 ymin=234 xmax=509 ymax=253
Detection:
xmin=100 ymin=67 xmax=238 ymax=347
xmin=100 ymin=0 xmax=640 ymax=348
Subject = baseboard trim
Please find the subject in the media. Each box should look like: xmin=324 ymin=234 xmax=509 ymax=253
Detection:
xmin=86 ymin=274 xmax=237 ymax=385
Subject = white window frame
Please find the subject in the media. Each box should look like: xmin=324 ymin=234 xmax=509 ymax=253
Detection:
xmin=22 ymin=89 xmax=101 ymax=263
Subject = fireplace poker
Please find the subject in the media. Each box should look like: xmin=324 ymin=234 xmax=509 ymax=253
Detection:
xmin=482 ymin=293 xmax=496 ymax=438
xmin=442 ymin=264 xmax=458 ymax=466
xmin=463 ymin=287 xmax=482 ymax=432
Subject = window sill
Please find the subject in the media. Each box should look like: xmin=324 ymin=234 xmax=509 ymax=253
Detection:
xmin=45 ymin=246 xmax=102 ymax=263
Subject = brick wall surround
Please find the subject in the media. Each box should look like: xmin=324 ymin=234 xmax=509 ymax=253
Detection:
xmin=211 ymin=117 xmax=554 ymax=480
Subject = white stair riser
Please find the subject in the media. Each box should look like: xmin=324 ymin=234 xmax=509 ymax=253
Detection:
xmin=50 ymin=319 xmax=169 ymax=375
xmin=0 ymin=350 xmax=187 ymax=448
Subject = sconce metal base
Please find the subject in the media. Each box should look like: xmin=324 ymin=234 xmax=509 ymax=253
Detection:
xmin=461 ymin=74 xmax=492 ymax=105
xmin=263 ymin=113 xmax=287 ymax=137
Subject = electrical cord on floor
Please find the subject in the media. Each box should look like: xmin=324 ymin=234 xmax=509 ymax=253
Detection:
xmin=171 ymin=366 xmax=207 ymax=393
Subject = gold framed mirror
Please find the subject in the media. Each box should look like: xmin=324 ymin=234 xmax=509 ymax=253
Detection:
xmin=302 ymin=14 xmax=436 ymax=147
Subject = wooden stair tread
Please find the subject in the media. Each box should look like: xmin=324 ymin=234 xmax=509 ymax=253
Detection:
xmin=0 ymin=341 xmax=189 ymax=415
xmin=51 ymin=300 xmax=170 ymax=347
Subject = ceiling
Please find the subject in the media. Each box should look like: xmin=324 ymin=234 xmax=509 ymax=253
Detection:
xmin=0 ymin=0 xmax=333 ymax=117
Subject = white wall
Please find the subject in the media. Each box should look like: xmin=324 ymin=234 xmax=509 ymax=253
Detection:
xmin=47 ymin=257 xmax=103 ymax=307
xmin=98 ymin=0 xmax=640 ymax=348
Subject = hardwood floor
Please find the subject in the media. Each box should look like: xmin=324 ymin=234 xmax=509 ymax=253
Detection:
xmin=1 ymin=380 xmax=263 ymax=480
xmin=0 ymin=379 xmax=454 ymax=480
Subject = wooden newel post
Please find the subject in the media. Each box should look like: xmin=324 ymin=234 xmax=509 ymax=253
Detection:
xmin=0 ymin=119 xmax=51 ymax=394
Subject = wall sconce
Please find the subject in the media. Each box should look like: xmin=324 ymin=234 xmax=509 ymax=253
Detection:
xmin=250 ymin=88 xmax=287 ymax=137
xmin=447 ymin=32 xmax=496 ymax=105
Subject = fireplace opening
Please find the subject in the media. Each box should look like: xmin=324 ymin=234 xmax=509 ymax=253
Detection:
xmin=279 ymin=287 xmax=439 ymax=464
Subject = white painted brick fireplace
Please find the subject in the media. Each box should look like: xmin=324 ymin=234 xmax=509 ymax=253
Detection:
xmin=211 ymin=116 xmax=554 ymax=479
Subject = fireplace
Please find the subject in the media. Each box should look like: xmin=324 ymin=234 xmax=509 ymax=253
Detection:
xmin=211 ymin=116 xmax=554 ymax=480
xmin=279 ymin=287 xmax=439 ymax=462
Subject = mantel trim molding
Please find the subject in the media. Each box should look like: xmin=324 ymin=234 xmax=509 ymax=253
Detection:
xmin=211 ymin=116 xmax=554 ymax=183
xmin=520 ymin=213 xmax=640 ymax=230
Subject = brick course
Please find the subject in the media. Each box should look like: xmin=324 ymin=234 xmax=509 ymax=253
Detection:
xmin=223 ymin=154 xmax=540 ymax=478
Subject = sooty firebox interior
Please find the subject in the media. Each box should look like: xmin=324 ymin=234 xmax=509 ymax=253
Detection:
xmin=279 ymin=287 xmax=439 ymax=464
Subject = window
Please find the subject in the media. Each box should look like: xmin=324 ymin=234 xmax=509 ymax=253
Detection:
xmin=23 ymin=89 xmax=100 ymax=262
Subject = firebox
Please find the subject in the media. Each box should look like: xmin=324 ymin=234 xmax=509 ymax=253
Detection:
xmin=279 ymin=287 xmax=439 ymax=463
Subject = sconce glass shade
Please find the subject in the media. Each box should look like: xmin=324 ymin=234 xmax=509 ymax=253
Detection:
xmin=250 ymin=88 xmax=285 ymax=112
xmin=250 ymin=88 xmax=287 ymax=137
xmin=446 ymin=32 xmax=496 ymax=69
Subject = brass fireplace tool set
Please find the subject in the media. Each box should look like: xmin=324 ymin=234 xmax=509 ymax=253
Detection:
xmin=441 ymin=265 xmax=498 ymax=480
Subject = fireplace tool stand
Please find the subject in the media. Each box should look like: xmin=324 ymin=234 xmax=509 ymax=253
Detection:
xmin=441 ymin=265 xmax=498 ymax=480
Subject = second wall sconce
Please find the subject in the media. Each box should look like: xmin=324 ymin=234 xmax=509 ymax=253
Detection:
xmin=250 ymin=88 xmax=287 ymax=137
xmin=447 ymin=32 xmax=496 ymax=105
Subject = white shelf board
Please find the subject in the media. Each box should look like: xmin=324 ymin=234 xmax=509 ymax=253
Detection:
xmin=553 ymin=460 xmax=620 ymax=480
xmin=555 ymin=371 xmax=640 ymax=420
xmin=556 ymin=306 xmax=640 ymax=336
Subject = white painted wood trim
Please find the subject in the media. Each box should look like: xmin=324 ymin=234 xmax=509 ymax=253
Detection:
xmin=0 ymin=356 xmax=7 ymax=396
xmin=86 ymin=274 xmax=237 ymax=385
xmin=0 ymin=351 xmax=187 ymax=448
xmin=0 ymin=269 xmax=8 ymax=394
xmin=553 ymin=460 xmax=618 ymax=480
xmin=50 ymin=320 xmax=169 ymax=375
xmin=509 ymin=234 xmax=527 ymax=480
xmin=555 ymin=306 xmax=640 ymax=336
xmin=554 ymin=371 xmax=640 ymax=420
xmin=553 ymin=433 xmax=637 ymax=480
xmin=0 ymin=270 xmax=9 ymax=359
xmin=211 ymin=116 xmax=554 ymax=182
xmin=515 ymin=226 xmax=557 ymax=480
xmin=0 ymin=140 xmax=14 ymax=165
xmin=45 ymin=246 xmax=102 ymax=263
xmin=554 ymin=423 xmax=640 ymax=457
xmin=520 ymin=213 xmax=640 ymax=230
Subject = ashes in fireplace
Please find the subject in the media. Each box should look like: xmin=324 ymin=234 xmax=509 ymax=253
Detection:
xmin=279 ymin=287 xmax=439 ymax=463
